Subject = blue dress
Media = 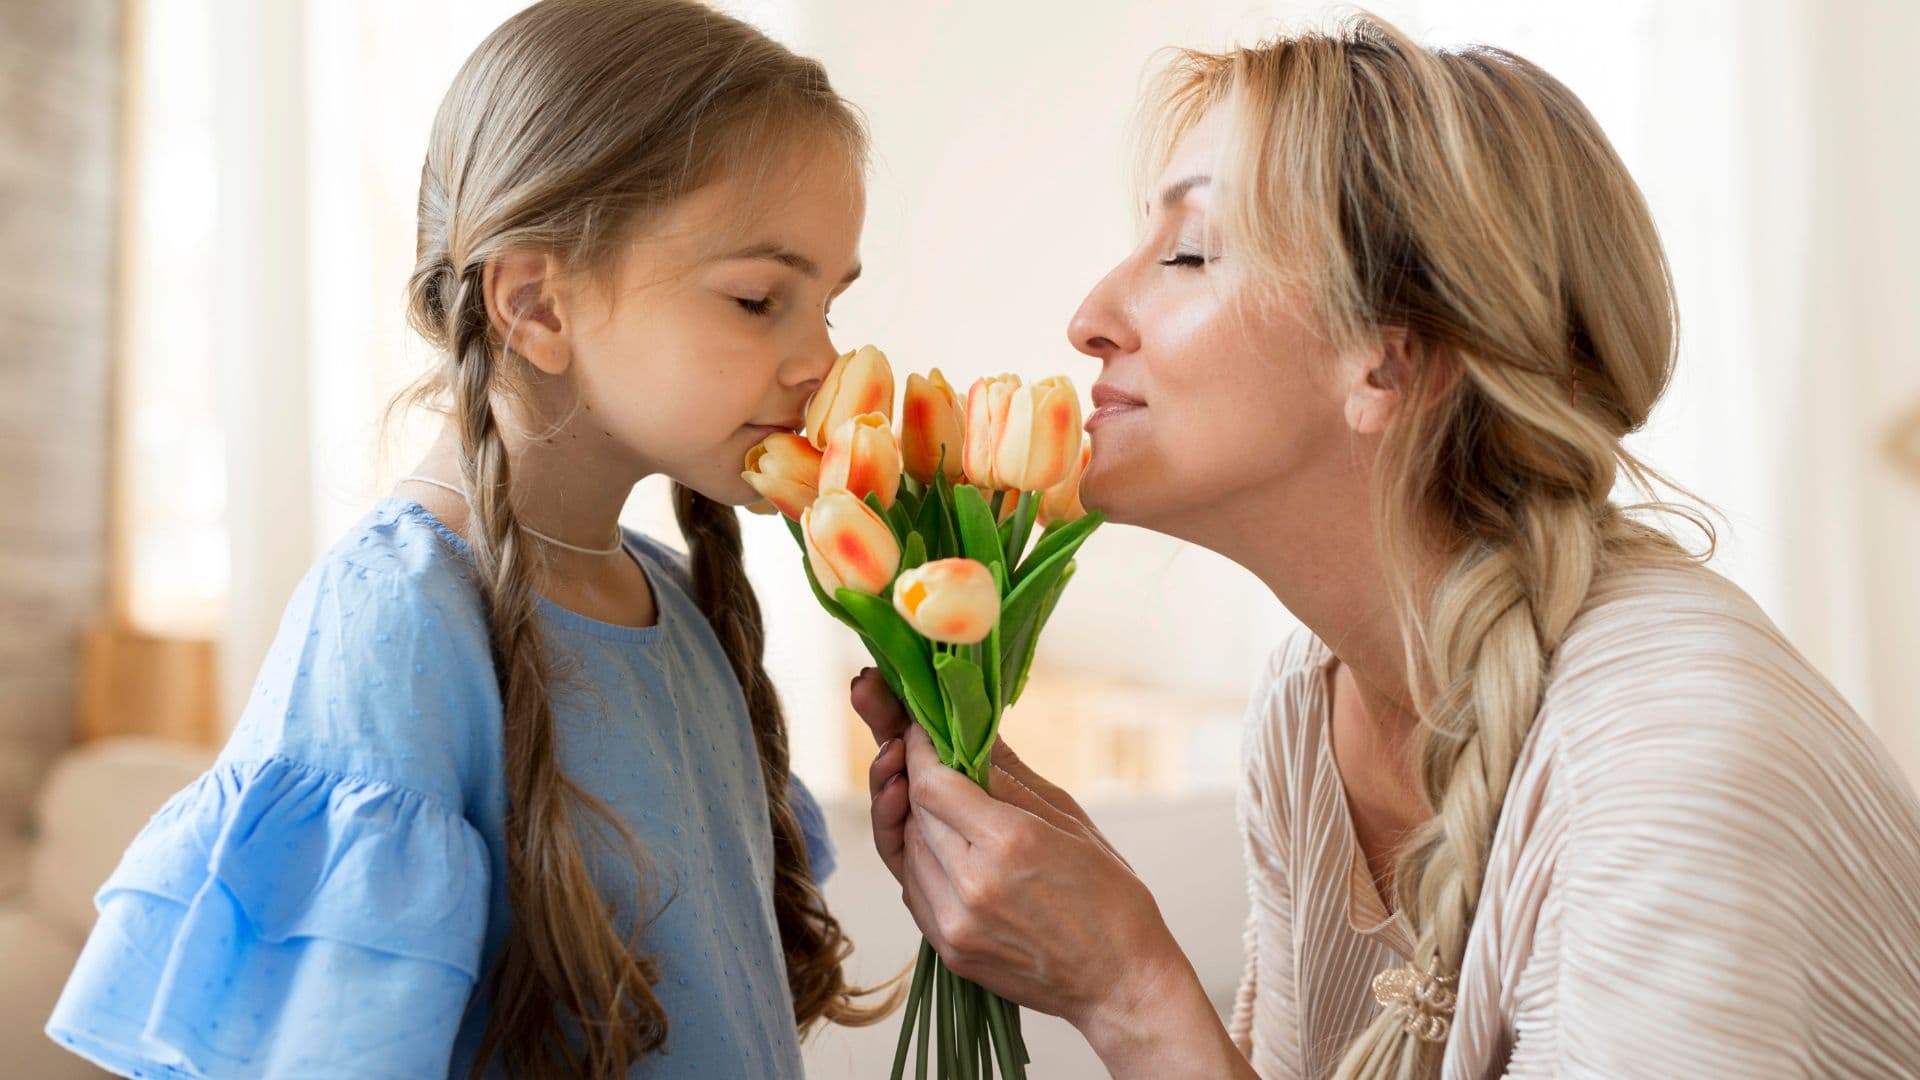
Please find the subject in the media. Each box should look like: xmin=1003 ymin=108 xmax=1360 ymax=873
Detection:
xmin=46 ymin=498 xmax=836 ymax=1079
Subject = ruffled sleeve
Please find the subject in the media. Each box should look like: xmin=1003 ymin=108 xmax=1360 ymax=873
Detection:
xmin=787 ymin=774 xmax=837 ymax=885
xmin=46 ymin=755 xmax=490 ymax=1080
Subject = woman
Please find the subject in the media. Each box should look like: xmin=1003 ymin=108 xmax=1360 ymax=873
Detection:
xmin=856 ymin=16 xmax=1920 ymax=1079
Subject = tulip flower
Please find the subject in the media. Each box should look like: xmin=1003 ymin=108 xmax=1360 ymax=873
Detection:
xmin=806 ymin=344 xmax=895 ymax=450
xmin=741 ymin=433 xmax=824 ymax=521
xmin=963 ymin=373 xmax=1021 ymax=488
xmin=819 ymin=413 xmax=903 ymax=510
xmin=1038 ymin=435 xmax=1091 ymax=526
xmin=892 ymin=558 xmax=1000 ymax=645
xmin=995 ymin=377 xmax=1083 ymax=492
xmin=900 ymin=369 xmax=967 ymax=485
xmin=801 ymin=489 xmax=901 ymax=596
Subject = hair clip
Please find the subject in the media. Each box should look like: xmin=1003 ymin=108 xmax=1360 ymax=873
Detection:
xmin=1371 ymin=955 xmax=1458 ymax=1043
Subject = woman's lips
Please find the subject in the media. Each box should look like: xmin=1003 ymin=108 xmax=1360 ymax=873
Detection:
xmin=1086 ymin=384 xmax=1146 ymax=430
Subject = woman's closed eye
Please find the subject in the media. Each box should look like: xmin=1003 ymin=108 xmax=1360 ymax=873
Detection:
xmin=1158 ymin=252 xmax=1209 ymax=268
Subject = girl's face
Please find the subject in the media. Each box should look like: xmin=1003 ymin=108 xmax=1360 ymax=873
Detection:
xmin=1066 ymin=107 xmax=1359 ymax=538
xmin=557 ymin=141 xmax=865 ymax=504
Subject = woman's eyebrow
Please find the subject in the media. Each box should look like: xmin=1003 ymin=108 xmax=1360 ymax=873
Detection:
xmin=718 ymin=242 xmax=862 ymax=284
xmin=1148 ymin=174 xmax=1211 ymax=214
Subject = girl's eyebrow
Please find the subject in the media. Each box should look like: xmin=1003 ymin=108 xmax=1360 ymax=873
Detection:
xmin=718 ymin=242 xmax=862 ymax=285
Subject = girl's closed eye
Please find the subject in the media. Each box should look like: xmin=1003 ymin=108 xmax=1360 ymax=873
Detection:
xmin=733 ymin=292 xmax=836 ymax=327
xmin=1158 ymin=251 xmax=1211 ymax=268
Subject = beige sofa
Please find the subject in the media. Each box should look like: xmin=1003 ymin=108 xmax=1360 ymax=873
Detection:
xmin=2 ymin=739 xmax=1245 ymax=1078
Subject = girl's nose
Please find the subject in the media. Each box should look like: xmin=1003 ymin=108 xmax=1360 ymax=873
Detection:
xmin=786 ymin=333 xmax=840 ymax=393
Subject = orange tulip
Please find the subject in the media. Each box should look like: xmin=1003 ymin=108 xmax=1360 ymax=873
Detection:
xmin=892 ymin=558 xmax=1000 ymax=645
xmin=963 ymin=373 xmax=1021 ymax=489
xmin=741 ymin=433 xmax=824 ymax=521
xmin=806 ymin=344 xmax=895 ymax=450
xmin=820 ymin=413 xmax=903 ymax=509
xmin=802 ymin=489 xmax=901 ymax=596
xmin=1038 ymin=435 xmax=1091 ymax=526
xmin=900 ymin=369 xmax=967 ymax=485
xmin=994 ymin=377 xmax=1083 ymax=492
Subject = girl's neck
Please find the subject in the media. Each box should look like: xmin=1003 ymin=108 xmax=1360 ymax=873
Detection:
xmin=402 ymin=417 xmax=643 ymax=571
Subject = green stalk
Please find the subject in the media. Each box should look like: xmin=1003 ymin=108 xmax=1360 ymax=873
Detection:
xmin=1009 ymin=998 xmax=1029 ymax=1066
xmin=917 ymin=958 xmax=934 ymax=1080
xmin=956 ymin=971 xmax=977 ymax=1080
xmin=976 ymin=984 xmax=992 ymax=1076
xmin=984 ymin=993 xmax=1023 ymax=1079
xmin=892 ymin=940 xmax=936 ymax=1080
xmin=937 ymin=962 xmax=955 ymax=1077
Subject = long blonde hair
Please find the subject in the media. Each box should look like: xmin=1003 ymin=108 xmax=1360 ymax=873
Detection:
xmin=398 ymin=1 xmax=891 ymax=1074
xmin=1141 ymin=14 xmax=1707 ymax=1077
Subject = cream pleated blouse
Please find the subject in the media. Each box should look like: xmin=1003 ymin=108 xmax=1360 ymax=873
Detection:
xmin=1229 ymin=562 xmax=1920 ymax=1078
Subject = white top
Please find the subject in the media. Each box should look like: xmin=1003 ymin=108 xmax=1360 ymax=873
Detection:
xmin=1229 ymin=562 xmax=1920 ymax=1078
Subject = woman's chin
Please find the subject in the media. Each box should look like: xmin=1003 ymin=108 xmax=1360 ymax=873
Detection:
xmin=1080 ymin=461 xmax=1146 ymax=527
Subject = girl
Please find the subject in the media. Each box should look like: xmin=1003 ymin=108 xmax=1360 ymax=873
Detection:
xmin=856 ymin=13 xmax=1920 ymax=1080
xmin=48 ymin=1 xmax=889 ymax=1076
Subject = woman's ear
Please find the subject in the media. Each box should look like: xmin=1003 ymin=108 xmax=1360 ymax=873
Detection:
xmin=1341 ymin=327 xmax=1414 ymax=437
xmin=481 ymin=251 xmax=572 ymax=376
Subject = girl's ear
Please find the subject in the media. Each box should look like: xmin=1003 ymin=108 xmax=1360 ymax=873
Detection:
xmin=482 ymin=251 xmax=572 ymax=376
xmin=1340 ymin=327 xmax=1412 ymax=437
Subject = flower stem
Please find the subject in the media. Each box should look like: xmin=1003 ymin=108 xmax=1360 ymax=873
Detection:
xmin=891 ymin=939 xmax=936 ymax=1080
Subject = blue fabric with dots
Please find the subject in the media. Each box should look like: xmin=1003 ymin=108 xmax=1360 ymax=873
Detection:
xmin=46 ymin=498 xmax=834 ymax=1079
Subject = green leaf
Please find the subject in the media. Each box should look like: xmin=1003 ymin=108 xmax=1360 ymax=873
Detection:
xmin=997 ymin=521 xmax=1092 ymax=709
xmin=934 ymin=653 xmax=993 ymax=770
xmin=981 ymin=562 xmax=1006 ymax=769
xmin=1003 ymin=562 xmax=1074 ymax=707
xmin=911 ymin=485 xmax=946 ymax=560
xmin=900 ymin=530 xmax=928 ymax=574
xmin=836 ymin=589 xmax=953 ymax=761
xmin=929 ymin=457 xmax=959 ymax=558
xmin=1013 ymin=510 xmax=1103 ymax=588
xmin=887 ymin=498 xmax=916 ymax=545
xmin=952 ymin=484 xmax=1005 ymax=586
xmin=1002 ymin=491 xmax=1037 ymax=569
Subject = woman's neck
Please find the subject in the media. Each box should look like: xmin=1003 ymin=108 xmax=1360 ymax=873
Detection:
xmin=1177 ymin=479 xmax=1425 ymax=728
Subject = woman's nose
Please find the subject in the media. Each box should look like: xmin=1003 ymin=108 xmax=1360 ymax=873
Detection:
xmin=1067 ymin=263 xmax=1139 ymax=361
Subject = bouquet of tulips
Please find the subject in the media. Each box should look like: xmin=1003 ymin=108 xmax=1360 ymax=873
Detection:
xmin=743 ymin=344 xmax=1102 ymax=1079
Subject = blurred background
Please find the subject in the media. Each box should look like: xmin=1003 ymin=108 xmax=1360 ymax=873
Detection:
xmin=3 ymin=0 xmax=1916 ymax=1075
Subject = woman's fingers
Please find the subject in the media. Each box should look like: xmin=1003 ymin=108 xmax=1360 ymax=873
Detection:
xmin=990 ymin=739 xmax=1092 ymax=823
xmin=850 ymin=667 xmax=910 ymax=746
xmin=986 ymin=758 xmax=1084 ymax=836
xmin=868 ymin=735 xmax=906 ymax=797
xmin=869 ymin=739 xmax=909 ymax=882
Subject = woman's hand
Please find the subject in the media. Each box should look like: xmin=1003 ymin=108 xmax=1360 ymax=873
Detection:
xmin=851 ymin=669 xmax=1252 ymax=1078
xmin=853 ymin=668 xmax=1126 ymax=882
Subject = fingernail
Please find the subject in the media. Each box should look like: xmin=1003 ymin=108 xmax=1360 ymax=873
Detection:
xmin=883 ymin=772 xmax=903 ymax=791
xmin=875 ymin=738 xmax=896 ymax=760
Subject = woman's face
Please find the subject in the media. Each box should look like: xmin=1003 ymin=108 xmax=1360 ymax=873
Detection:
xmin=1068 ymin=107 xmax=1357 ymax=537
xmin=555 ymin=139 xmax=865 ymax=504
